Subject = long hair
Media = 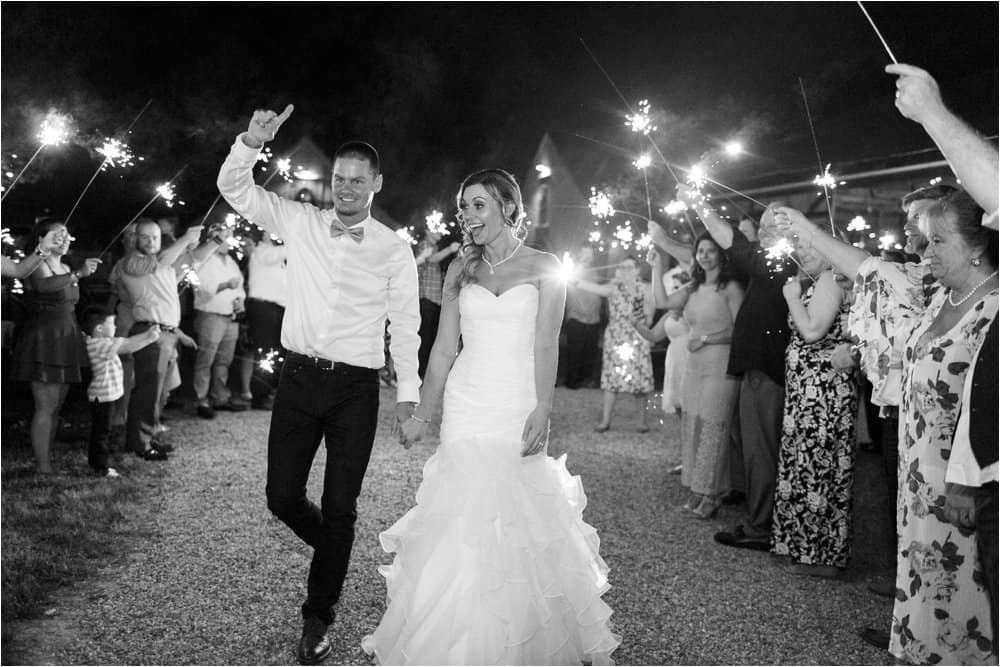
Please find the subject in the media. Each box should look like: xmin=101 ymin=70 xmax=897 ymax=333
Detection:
xmin=689 ymin=232 xmax=733 ymax=289
xmin=450 ymin=169 xmax=527 ymax=294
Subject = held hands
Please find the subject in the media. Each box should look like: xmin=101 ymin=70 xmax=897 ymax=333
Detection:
xmin=687 ymin=336 xmax=706 ymax=353
xmin=393 ymin=402 xmax=417 ymax=448
xmin=145 ymin=325 xmax=162 ymax=344
xmin=886 ymin=64 xmax=947 ymax=126
xmin=520 ymin=405 xmax=550 ymax=457
xmin=246 ymin=104 xmax=295 ymax=147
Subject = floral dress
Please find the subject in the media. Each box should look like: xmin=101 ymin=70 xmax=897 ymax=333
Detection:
xmin=772 ymin=280 xmax=858 ymax=567
xmin=600 ymin=279 xmax=654 ymax=393
xmin=856 ymin=258 xmax=996 ymax=664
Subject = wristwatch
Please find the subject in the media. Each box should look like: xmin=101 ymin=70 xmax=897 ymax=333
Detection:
xmin=700 ymin=334 xmax=708 ymax=344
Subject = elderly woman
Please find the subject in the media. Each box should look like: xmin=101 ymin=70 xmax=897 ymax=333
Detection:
xmin=779 ymin=190 xmax=997 ymax=664
xmin=13 ymin=219 xmax=100 ymax=473
xmin=772 ymin=244 xmax=857 ymax=577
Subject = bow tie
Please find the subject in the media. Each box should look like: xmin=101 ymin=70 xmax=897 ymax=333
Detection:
xmin=330 ymin=220 xmax=364 ymax=243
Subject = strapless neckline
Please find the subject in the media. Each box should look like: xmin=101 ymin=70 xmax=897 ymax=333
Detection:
xmin=466 ymin=282 xmax=539 ymax=299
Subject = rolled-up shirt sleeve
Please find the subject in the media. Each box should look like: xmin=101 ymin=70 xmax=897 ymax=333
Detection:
xmin=217 ymin=134 xmax=306 ymax=241
xmin=386 ymin=239 xmax=422 ymax=403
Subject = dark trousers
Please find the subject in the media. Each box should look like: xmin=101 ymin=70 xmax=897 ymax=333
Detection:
xmin=247 ymin=298 xmax=286 ymax=394
xmin=563 ymin=319 xmax=601 ymax=387
xmin=417 ymin=298 xmax=440 ymax=378
xmin=89 ymin=399 xmax=112 ymax=472
xmin=976 ymin=481 xmax=999 ymax=651
xmin=126 ymin=325 xmax=177 ymax=453
xmin=738 ymin=370 xmax=785 ymax=537
xmin=265 ymin=354 xmax=380 ymax=625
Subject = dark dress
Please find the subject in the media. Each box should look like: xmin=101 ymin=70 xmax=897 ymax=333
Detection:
xmin=771 ymin=280 xmax=858 ymax=568
xmin=13 ymin=281 xmax=88 ymax=384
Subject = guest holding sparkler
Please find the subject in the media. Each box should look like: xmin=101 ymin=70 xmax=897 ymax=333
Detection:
xmin=191 ymin=221 xmax=248 ymax=419
xmin=571 ymin=254 xmax=654 ymax=433
xmin=778 ymin=189 xmax=997 ymax=664
xmin=118 ymin=219 xmax=210 ymax=460
xmin=673 ymin=185 xmax=795 ymax=548
xmin=640 ymin=235 xmax=743 ymax=519
xmin=13 ymin=218 xmax=100 ymax=474
xmin=772 ymin=244 xmax=857 ymax=577
xmin=0 ymin=227 xmax=64 ymax=279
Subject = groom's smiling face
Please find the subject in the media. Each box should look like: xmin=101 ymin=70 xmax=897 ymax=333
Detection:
xmin=332 ymin=157 xmax=382 ymax=220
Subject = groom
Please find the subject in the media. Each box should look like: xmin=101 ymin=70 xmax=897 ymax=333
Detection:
xmin=217 ymin=105 xmax=421 ymax=664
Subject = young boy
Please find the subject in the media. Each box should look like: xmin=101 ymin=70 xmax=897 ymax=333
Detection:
xmin=81 ymin=307 xmax=160 ymax=477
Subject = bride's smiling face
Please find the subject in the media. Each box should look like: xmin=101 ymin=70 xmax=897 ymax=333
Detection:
xmin=459 ymin=184 xmax=506 ymax=246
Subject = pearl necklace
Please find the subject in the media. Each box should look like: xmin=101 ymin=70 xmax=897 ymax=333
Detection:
xmin=482 ymin=239 xmax=523 ymax=274
xmin=947 ymin=270 xmax=998 ymax=307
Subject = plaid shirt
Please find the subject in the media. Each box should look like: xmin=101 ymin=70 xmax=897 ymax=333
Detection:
xmin=85 ymin=336 xmax=125 ymax=403
xmin=416 ymin=240 xmax=444 ymax=305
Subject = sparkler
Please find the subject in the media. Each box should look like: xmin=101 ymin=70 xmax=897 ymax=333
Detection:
xmin=559 ymin=252 xmax=576 ymax=283
xmin=813 ymin=164 xmax=838 ymax=191
xmin=724 ymin=141 xmax=744 ymax=157
xmin=178 ymin=263 xmax=201 ymax=290
xmin=799 ymin=78 xmax=837 ymax=234
xmin=396 ymin=226 xmax=417 ymax=246
xmin=98 ymin=164 xmax=188 ymax=257
xmin=847 ymin=216 xmax=870 ymax=232
xmin=634 ymin=154 xmax=653 ymax=220
xmin=65 ymin=138 xmax=139 ymax=224
xmin=425 ymin=209 xmax=448 ymax=236
xmin=1 ymin=112 xmax=72 ymax=201
xmin=878 ymin=232 xmax=898 ymax=251
xmin=588 ymin=231 xmax=602 ymax=244
xmin=588 ymin=188 xmax=615 ymax=219
xmin=856 ymin=1 xmax=899 ymax=64
xmin=258 ymin=349 xmax=284 ymax=375
xmin=763 ymin=236 xmax=816 ymax=283
xmin=626 ymin=100 xmax=656 ymax=135
xmin=156 ymin=182 xmax=181 ymax=207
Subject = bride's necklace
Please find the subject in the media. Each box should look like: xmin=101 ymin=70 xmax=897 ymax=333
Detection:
xmin=482 ymin=239 xmax=523 ymax=275
xmin=947 ymin=270 xmax=998 ymax=307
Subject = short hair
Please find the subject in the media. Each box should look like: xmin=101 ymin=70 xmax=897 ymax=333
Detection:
xmin=334 ymin=141 xmax=380 ymax=175
xmin=930 ymin=190 xmax=997 ymax=269
xmin=901 ymin=184 xmax=958 ymax=209
xmin=81 ymin=306 xmax=114 ymax=336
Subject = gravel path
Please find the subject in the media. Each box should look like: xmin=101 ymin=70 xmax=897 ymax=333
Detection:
xmin=8 ymin=386 xmax=896 ymax=665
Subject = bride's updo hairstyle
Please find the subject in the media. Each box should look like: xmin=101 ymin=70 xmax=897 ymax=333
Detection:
xmin=450 ymin=169 xmax=527 ymax=293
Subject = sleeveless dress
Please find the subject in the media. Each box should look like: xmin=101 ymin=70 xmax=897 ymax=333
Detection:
xmin=772 ymin=280 xmax=858 ymax=568
xmin=13 ymin=281 xmax=88 ymax=384
xmin=679 ymin=282 xmax=738 ymax=497
xmin=362 ymin=282 xmax=621 ymax=665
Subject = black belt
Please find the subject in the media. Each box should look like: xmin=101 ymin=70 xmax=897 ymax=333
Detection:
xmin=134 ymin=321 xmax=178 ymax=333
xmin=285 ymin=352 xmax=376 ymax=375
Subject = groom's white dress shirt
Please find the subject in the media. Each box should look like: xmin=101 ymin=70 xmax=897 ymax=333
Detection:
xmin=217 ymin=134 xmax=421 ymax=403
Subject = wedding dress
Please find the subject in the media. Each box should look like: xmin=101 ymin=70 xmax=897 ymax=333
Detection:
xmin=362 ymin=282 xmax=621 ymax=665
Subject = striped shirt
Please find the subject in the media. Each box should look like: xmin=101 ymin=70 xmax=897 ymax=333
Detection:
xmin=85 ymin=336 xmax=125 ymax=403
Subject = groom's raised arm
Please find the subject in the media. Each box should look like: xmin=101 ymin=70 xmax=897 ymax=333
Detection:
xmin=217 ymin=104 xmax=301 ymax=240
xmin=386 ymin=238 xmax=422 ymax=405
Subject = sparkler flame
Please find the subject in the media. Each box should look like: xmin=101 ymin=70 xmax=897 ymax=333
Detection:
xmin=847 ymin=216 xmax=870 ymax=232
xmin=559 ymin=253 xmax=576 ymax=283
xmin=724 ymin=141 xmax=743 ymax=157
xmin=664 ymin=200 xmax=688 ymax=216
xmin=878 ymin=233 xmax=897 ymax=251
xmin=588 ymin=231 xmax=603 ymax=244
xmin=588 ymin=188 xmax=615 ymax=219
xmin=396 ymin=226 xmax=417 ymax=246
xmin=764 ymin=237 xmax=796 ymax=263
xmin=425 ymin=210 xmax=447 ymax=236
xmin=258 ymin=348 xmax=284 ymax=375
xmin=38 ymin=114 xmax=71 ymax=146
xmin=156 ymin=182 xmax=177 ymax=207
xmin=813 ymin=164 xmax=838 ymax=190
xmin=615 ymin=342 xmax=635 ymax=362
xmin=626 ymin=100 xmax=656 ymax=135
xmin=96 ymin=138 xmax=135 ymax=170
xmin=633 ymin=154 xmax=652 ymax=170
xmin=687 ymin=165 xmax=707 ymax=190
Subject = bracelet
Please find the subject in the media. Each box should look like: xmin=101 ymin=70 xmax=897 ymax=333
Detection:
xmin=410 ymin=414 xmax=431 ymax=424
xmin=700 ymin=334 xmax=709 ymax=344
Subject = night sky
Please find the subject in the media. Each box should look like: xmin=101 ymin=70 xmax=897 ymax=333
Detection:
xmin=2 ymin=2 xmax=997 ymax=241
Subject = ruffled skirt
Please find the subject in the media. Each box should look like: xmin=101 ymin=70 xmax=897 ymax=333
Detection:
xmin=361 ymin=432 xmax=621 ymax=665
xmin=13 ymin=309 xmax=88 ymax=384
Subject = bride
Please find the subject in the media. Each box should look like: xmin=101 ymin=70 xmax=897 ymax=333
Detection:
xmin=362 ymin=169 xmax=621 ymax=665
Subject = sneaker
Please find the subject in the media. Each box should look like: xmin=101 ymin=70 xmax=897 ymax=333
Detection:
xmin=197 ymin=403 xmax=216 ymax=419
xmin=151 ymin=439 xmax=174 ymax=453
xmin=154 ymin=423 xmax=170 ymax=435
xmin=713 ymin=525 xmax=771 ymax=551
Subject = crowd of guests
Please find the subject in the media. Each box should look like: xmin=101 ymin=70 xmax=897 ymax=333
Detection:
xmin=1 ymin=63 xmax=995 ymax=665
xmin=2 ymin=212 xmax=289 ymax=476
xmin=560 ymin=63 xmax=998 ymax=664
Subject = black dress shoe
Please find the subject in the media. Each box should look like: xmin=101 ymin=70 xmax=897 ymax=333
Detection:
xmin=214 ymin=399 xmax=250 ymax=412
xmin=867 ymin=578 xmax=895 ymax=598
xmin=858 ymin=626 xmax=890 ymax=651
xmin=713 ymin=525 xmax=771 ymax=551
xmin=136 ymin=448 xmax=169 ymax=461
xmin=151 ymin=440 xmax=174 ymax=453
xmin=197 ymin=404 xmax=216 ymax=419
xmin=297 ymin=617 xmax=332 ymax=665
